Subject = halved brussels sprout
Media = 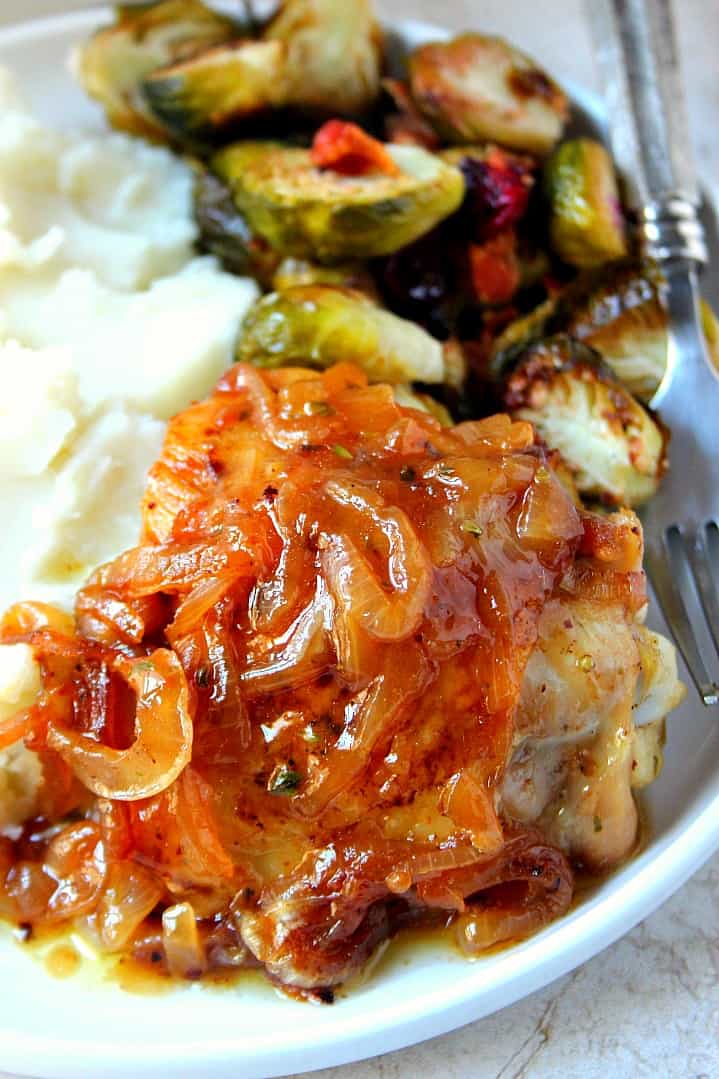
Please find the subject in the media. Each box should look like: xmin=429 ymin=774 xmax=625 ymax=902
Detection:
xmin=236 ymin=285 xmax=445 ymax=384
xmin=544 ymin=138 xmax=627 ymax=267
xmin=502 ymin=335 xmax=666 ymax=506
xmin=193 ymin=168 xmax=281 ymax=283
xmin=489 ymin=297 xmax=558 ymax=378
xmin=490 ymin=262 xmax=670 ymax=400
xmin=271 ymin=257 xmax=380 ymax=301
xmin=212 ymin=141 xmax=465 ymax=262
xmin=409 ymin=34 xmax=568 ymax=154
xmin=562 ymin=262 xmax=669 ymax=401
xmin=75 ymin=0 xmax=236 ymax=137
xmin=382 ymin=78 xmax=441 ymax=150
xmin=265 ymin=0 xmax=382 ymax=117
xmin=141 ymin=40 xmax=287 ymax=141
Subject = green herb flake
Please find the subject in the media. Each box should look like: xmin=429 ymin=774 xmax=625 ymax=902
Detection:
xmin=400 ymin=465 xmax=417 ymax=483
xmin=302 ymin=724 xmax=320 ymax=746
xmin=461 ymin=520 xmax=484 ymax=538
xmin=268 ymin=764 xmax=302 ymax=795
xmin=332 ymin=444 xmax=353 ymax=460
xmin=593 ymin=815 xmax=603 ymax=833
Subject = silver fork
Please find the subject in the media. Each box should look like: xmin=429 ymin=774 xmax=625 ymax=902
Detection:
xmin=588 ymin=0 xmax=719 ymax=705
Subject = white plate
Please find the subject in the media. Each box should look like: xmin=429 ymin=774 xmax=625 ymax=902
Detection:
xmin=0 ymin=6 xmax=718 ymax=1079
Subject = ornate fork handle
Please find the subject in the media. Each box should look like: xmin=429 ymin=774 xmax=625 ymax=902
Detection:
xmin=587 ymin=0 xmax=707 ymax=267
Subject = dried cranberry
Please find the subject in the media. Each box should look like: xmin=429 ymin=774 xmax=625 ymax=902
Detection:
xmin=459 ymin=150 xmax=534 ymax=243
xmin=377 ymin=225 xmax=461 ymax=339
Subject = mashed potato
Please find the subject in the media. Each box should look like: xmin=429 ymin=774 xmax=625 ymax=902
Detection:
xmin=0 ymin=69 xmax=259 ymax=829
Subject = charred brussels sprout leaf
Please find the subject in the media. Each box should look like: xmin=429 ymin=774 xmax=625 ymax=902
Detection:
xmin=212 ymin=141 xmax=465 ymax=262
xmin=489 ymin=297 xmax=558 ymax=379
xmin=236 ymin=285 xmax=445 ymax=384
xmin=266 ymin=0 xmax=382 ymax=117
xmin=141 ymin=40 xmax=287 ymax=141
xmin=193 ymin=168 xmax=281 ymax=283
xmin=76 ymin=0 xmax=236 ymax=137
xmin=544 ymin=139 xmax=627 ymax=267
xmin=502 ymin=335 xmax=666 ymax=506
xmin=409 ymin=34 xmax=568 ymax=154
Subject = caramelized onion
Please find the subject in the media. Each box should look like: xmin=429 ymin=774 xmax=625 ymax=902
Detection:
xmin=162 ymin=901 xmax=207 ymax=979
xmin=243 ymin=580 xmax=332 ymax=695
xmin=95 ymin=862 xmax=164 ymax=952
xmin=440 ymin=771 xmax=504 ymax=854
xmin=47 ymin=649 xmax=192 ymax=800
xmin=167 ymin=576 xmax=234 ymax=640
xmin=97 ymin=541 xmax=254 ymax=599
xmin=455 ymin=843 xmax=572 ymax=954
xmin=321 ymin=480 xmax=431 ymax=642
xmin=45 ymin=821 xmax=106 ymax=922
xmin=0 ymin=602 xmax=75 ymax=640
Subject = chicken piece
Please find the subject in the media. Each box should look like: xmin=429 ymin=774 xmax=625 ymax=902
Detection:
xmin=0 ymin=365 xmax=683 ymax=991
xmin=502 ymin=544 xmax=684 ymax=870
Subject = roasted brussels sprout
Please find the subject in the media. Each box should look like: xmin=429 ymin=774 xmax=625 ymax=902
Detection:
xmin=544 ymin=138 xmax=627 ymax=267
xmin=141 ymin=40 xmax=286 ymax=141
xmin=212 ymin=141 xmax=465 ymax=262
xmin=193 ymin=168 xmax=281 ymax=283
xmin=271 ymin=257 xmax=379 ymax=301
xmin=489 ymin=297 xmax=557 ymax=377
xmin=502 ymin=335 xmax=666 ymax=506
xmin=236 ymin=285 xmax=445 ymax=384
xmin=381 ymin=78 xmax=441 ymax=150
xmin=561 ymin=263 xmax=669 ymax=401
xmin=490 ymin=262 xmax=670 ymax=400
xmin=265 ymin=0 xmax=382 ymax=117
xmin=409 ymin=34 xmax=568 ymax=154
xmin=76 ymin=0 xmax=235 ymax=137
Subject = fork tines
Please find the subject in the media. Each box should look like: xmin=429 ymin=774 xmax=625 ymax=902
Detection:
xmin=645 ymin=520 xmax=719 ymax=706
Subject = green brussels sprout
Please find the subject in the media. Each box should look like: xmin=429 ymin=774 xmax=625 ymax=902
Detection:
xmin=265 ymin=0 xmax=382 ymax=117
xmin=409 ymin=34 xmax=568 ymax=154
xmin=193 ymin=168 xmax=281 ymax=284
xmin=271 ymin=257 xmax=380 ymax=301
xmin=236 ymin=285 xmax=445 ymax=384
xmin=544 ymin=138 xmax=627 ymax=267
xmin=502 ymin=335 xmax=666 ymax=506
xmin=561 ymin=262 xmax=669 ymax=401
xmin=75 ymin=0 xmax=236 ymax=137
xmin=140 ymin=40 xmax=287 ymax=142
xmin=212 ymin=141 xmax=465 ymax=262
xmin=490 ymin=262 xmax=670 ymax=400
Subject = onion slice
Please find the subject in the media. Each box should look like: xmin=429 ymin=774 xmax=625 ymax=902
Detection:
xmin=321 ymin=481 xmax=431 ymax=642
xmin=47 ymin=649 xmax=193 ymax=801
xmin=162 ymin=901 xmax=207 ymax=979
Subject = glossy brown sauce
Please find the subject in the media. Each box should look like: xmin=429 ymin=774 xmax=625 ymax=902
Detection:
xmin=11 ymin=794 xmax=650 ymax=999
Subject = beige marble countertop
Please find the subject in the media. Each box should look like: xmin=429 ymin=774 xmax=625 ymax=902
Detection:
xmin=299 ymin=2 xmax=719 ymax=1078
